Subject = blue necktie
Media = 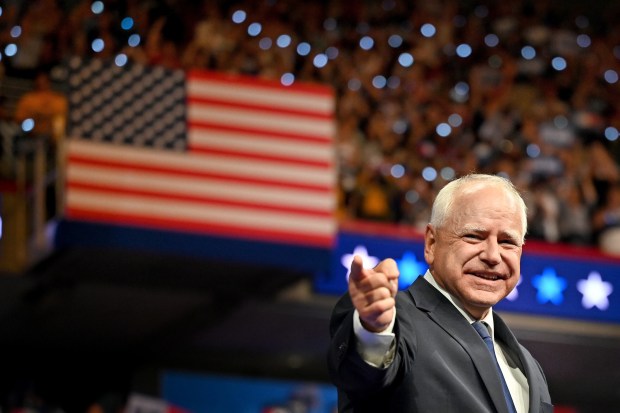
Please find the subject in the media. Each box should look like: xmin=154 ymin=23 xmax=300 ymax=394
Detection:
xmin=472 ymin=321 xmax=517 ymax=413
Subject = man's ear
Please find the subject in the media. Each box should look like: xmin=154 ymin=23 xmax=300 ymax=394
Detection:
xmin=424 ymin=224 xmax=436 ymax=267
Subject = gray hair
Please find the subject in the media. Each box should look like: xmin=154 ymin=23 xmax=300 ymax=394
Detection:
xmin=429 ymin=174 xmax=528 ymax=242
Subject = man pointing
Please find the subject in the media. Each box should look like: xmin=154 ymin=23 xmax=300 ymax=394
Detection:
xmin=328 ymin=174 xmax=553 ymax=412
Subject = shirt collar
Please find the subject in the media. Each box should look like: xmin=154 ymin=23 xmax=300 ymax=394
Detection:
xmin=423 ymin=270 xmax=495 ymax=339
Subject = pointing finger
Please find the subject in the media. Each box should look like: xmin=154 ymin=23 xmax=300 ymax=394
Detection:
xmin=349 ymin=255 xmax=364 ymax=282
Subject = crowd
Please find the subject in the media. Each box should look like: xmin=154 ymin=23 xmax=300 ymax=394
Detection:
xmin=1 ymin=0 xmax=620 ymax=254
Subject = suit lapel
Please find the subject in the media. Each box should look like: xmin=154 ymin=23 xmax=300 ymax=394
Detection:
xmin=409 ymin=278 xmax=509 ymax=413
xmin=494 ymin=314 xmax=541 ymax=413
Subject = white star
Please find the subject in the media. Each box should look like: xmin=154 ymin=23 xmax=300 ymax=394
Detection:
xmin=577 ymin=272 xmax=613 ymax=310
xmin=341 ymin=245 xmax=380 ymax=280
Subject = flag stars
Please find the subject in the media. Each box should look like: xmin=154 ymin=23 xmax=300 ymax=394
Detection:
xmin=577 ymin=272 xmax=613 ymax=310
xmin=532 ymin=267 xmax=567 ymax=305
xmin=341 ymin=245 xmax=379 ymax=280
xmin=396 ymin=251 xmax=425 ymax=289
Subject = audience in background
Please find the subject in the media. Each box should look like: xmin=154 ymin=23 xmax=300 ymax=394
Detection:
xmin=1 ymin=0 xmax=619 ymax=255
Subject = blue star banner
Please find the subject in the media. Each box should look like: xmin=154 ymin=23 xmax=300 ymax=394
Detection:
xmin=314 ymin=224 xmax=620 ymax=324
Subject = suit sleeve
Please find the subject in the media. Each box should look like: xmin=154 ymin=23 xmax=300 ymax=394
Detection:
xmin=327 ymin=292 xmax=412 ymax=399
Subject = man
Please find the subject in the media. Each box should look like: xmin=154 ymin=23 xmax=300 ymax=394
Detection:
xmin=328 ymin=174 xmax=553 ymax=412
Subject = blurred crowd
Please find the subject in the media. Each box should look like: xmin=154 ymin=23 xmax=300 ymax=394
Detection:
xmin=1 ymin=0 xmax=620 ymax=253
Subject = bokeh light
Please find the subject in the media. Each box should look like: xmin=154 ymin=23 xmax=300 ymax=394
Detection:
xmin=436 ymin=123 xmax=451 ymax=137
xmin=420 ymin=23 xmax=436 ymax=38
xmin=484 ymin=34 xmax=499 ymax=47
xmin=297 ymin=42 xmax=311 ymax=56
xmin=551 ymin=56 xmax=567 ymax=71
xmin=248 ymin=23 xmax=262 ymax=37
xmin=440 ymin=167 xmax=456 ymax=180
xmin=4 ymin=44 xmax=17 ymax=56
xmin=448 ymin=113 xmax=463 ymax=127
xmin=120 ymin=17 xmax=134 ymax=30
xmin=232 ymin=10 xmax=246 ymax=24
xmin=398 ymin=52 xmax=414 ymax=67
xmin=526 ymin=143 xmax=541 ymax=158
xmin=91 ymin=38 xmax=105 ymax=53
xmin=128 ymin=34 xmax=140 ymax=47
xmin=258 ymin=37 xmax=272 ymax=50
xmin=391 ymin=164 xmax=405 ymax=178
xmin=605 ymin=126 xmax=619 ymax=141
xmin=604 ymin=69 xmax=618 ymax=84
xmin=456 ymin=43 xmax=472 ymax=58
xmin=521 ymin=46 xmax=536 ymax=60
xmin=21 ymin=118 xmax=35 ymax=132
xmin=326 ymin=46 xmax=339 ymax=59
xmin=577 ymin=34 xmax=591 ymax=48
xmin=281 ymin=73 xmax=295 ymax=86
xmin=360 ymin=36 xmax=374 ymax=50
xmin=388 ymin=34 xmax=403 ymax=48
xmin=276 ymin=34 xmax=292 ymax=48
xmin=114 ymin=53 xmax=128 ymax=66
xmin=91 ymin=1 xmax=104 ymax=14
xmin=313 ymin=53 xmax=328 ymax=68
xmin=10 ymin=26 xmax=21 ymax=38
xmin=422 ymin=167 xmax=437 ymax=182
xmin=372 ymin=75 xmax=387 ymax=89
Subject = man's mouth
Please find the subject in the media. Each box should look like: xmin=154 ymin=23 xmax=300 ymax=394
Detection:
xmin=471 ymin=272 xmax=502 ymax=281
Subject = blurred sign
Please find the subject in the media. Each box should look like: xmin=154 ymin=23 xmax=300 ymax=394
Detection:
xmin=314 ymin=224 xmax=620 ymax=324
xmin=162 ymin=371 xmax=337 ymax=413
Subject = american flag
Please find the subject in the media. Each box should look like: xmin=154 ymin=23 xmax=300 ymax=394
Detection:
xmin=65 ymin=58 xmax=336 ymax=248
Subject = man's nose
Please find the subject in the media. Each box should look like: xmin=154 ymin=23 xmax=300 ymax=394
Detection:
xmin=480 ymin=239 xmax=501 ymax=265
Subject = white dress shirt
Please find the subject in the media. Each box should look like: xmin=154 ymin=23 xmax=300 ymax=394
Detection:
xmin=353 ymin=270 xmax=529 ymax=413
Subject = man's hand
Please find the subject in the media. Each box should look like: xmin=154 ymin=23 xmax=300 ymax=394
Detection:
xmin=348 ymin=255 xmax=400 ymax=333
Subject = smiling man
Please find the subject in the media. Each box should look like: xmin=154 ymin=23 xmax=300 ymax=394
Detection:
xmin=328 ymin=174 xmax=553 ymax=412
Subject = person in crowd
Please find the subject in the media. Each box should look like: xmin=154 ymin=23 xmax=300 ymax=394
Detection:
xmin=328 ymin=174 xmax=552 ymax=412
xmin=13 ymin=70 xmax=67 ymax=144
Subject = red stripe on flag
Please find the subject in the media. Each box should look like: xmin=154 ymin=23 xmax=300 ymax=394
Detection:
xmin=67 ymin=181 xmax=333 ymax=217
xmin=188 ymin=120 xmax=332 ymax=144
xmin=67 ymin=154 xmax=333 ymax=193
xmin=187 ymin=96 xmax=333 ymax=120
xmin=187 ymin=145 xmax=332 ymax=168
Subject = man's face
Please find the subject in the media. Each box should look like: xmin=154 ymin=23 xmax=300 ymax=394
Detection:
xmin=424 ymin=185 xmax=523 ymax=319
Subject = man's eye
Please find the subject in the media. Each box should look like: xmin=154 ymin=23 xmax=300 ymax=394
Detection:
xmin=464 ymin=233 xmax=481 ymax=239
xmin=500 ymin=239 xmax=518 ymax=246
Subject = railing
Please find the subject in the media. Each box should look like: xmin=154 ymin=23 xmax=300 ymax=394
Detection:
xmin=0 ymin=132 xmax=60 ymax=273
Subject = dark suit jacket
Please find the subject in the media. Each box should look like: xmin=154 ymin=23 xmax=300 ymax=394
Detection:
xmin=328 ymin=277 xmax=553 ymax=412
